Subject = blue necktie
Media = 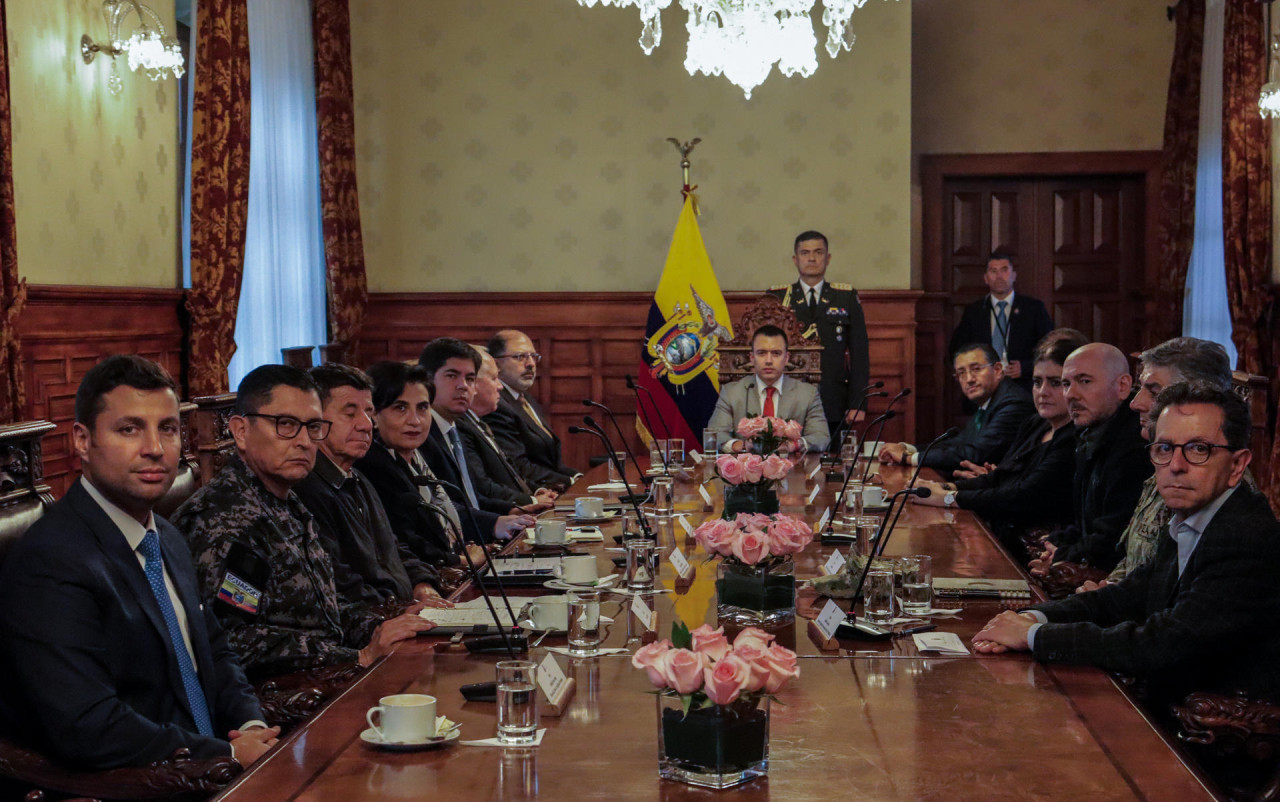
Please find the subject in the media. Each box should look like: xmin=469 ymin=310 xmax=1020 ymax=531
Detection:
xmin=139 ymin=531 xmax=214 ymax=737
xmin=448 ymin=427 xmax=481 ymax=508
xmin=993 ymin=300 xmax=1009 ymax=359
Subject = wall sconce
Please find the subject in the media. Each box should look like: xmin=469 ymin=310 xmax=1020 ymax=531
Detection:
xmin=81 ymin=0 xmax=184 ymax=96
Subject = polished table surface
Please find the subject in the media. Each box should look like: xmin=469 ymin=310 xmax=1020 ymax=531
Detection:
xmin=214 ymin=458 xmax=1217 ymax=800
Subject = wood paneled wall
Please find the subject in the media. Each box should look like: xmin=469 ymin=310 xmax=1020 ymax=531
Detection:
xmin=359 ymin=290 xmax=921 ymax=471
xmin=17 ymin=286 xmax=186 ymax=496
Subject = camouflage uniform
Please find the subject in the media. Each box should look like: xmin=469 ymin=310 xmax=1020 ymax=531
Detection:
xmin=1105 ymin=477 xmax=1169 ymax=583
xmin=173 ymin=455 xmax=379 ymax=677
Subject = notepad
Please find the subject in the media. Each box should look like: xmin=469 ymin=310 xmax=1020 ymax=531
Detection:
xmin=932 ymin=577 xmax=1032 ymax=600
xmin=912 ymin=631 xmax=970 ymax=655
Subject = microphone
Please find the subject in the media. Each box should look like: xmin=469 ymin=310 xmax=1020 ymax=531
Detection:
xmin=857 ymin=407 xmax=900 ymax=484
xmin=626 ymin=374 xmax=673 ymax=476
xmin=582 ymin=399 xmax=650 ymax=489
xmin=876 ymin=427 xmax=960 ymax=550
xmin=849 ymin=486 xmax=934 ymax=613
xmin=416 ymin=476 xmax=524 ymax=658
xmin=824 ymin=409 xmax=896 ymax=534
xmin=570 ymin=423 xmax=655 ymax=539
xmin=825 ymin=389 xmax=888 ymax=462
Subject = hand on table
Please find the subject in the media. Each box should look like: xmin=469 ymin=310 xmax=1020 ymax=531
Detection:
xmin=972 ymin=610 xmax=1038 ymax=654
xmin=1028 ymin=542 xmax=1057 ymax=577
xmin=878 ymin=443 xmax=907 ymax=465
xmin=495 ymin=513 xmax=537 ymax=539
xmin=229 ymin=725 xmax=281 ymax=766
xmin=412 ymin=583 xmax=454 ymax=608
xmin=534 ymin=488 xmax=559 ymax=503
xmin=1076 ymin=579 xmax=1109 ymax=594
xmin=952 ymin=460 xmax=995 ymax=480
xmin=910 ymin=480 xmax=946 ymax=506
xmin=359 ymin=612 xmax=437 ymax=666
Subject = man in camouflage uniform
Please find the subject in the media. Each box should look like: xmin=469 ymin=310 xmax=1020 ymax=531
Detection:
xmin=767 ymin=230 xmax=870 ymax=435
xmin=175 ymin=365 xmax=434 ymax=678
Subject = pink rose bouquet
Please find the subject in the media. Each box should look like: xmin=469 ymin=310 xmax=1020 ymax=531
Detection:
xmin=632 ymin=623 xmax=799 ymax=708
xmin=693 ymin=513 xmax=813 ymax=566
xmin=714 ymin=453 xmax=794 ymax=487
xmin=732 ymin=415 xmax=804 ymax=455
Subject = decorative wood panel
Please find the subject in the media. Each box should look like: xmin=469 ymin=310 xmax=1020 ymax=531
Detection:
xmin=16 ymin=285 xmax=186 ymax=497
xmin=359 ymin=291 xmax=920 ymax=470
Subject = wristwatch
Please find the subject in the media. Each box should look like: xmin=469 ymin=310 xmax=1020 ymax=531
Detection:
xmin=943 ymin=491 xmax=957 ymax=508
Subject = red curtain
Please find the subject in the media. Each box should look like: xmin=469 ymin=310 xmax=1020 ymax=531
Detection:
xmin=186 ymin=0 xmax=251 ymax=396
xmin=0 ymin=0 xmax=26 ymax=423
xmin=1152 ymin=0 xmax=1205 ymax=346
xmin=313 ymin=0 xmax=367 ymax=365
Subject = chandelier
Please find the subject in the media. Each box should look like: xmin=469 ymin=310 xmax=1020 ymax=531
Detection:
xmin=575 ymin=0 xmax=894 ymax=99
xmin=81 ymin=0 xmax=185 ymax=97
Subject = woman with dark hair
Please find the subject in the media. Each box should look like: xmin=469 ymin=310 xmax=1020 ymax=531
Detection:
xmin=355 ymin=361 xmax=488 ymax=590
xmin=914 ymin=329 xmax=1088 ymax=552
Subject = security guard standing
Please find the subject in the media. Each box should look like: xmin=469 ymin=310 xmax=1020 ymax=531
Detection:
xmin=767 ymin=230 xmax=870 ymax=434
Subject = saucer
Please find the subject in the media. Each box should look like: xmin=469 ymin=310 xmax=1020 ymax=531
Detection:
xmin=543 ymin=575 xmax=618 ymax=592
xmin=360 ymin=726 xmax=461 ymax=751
xmin=863 ymin=502 xmax=892 ymax=513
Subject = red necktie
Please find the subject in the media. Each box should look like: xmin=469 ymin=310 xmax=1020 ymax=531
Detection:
xmin=763 ymin=386 xmax=776 ymax=418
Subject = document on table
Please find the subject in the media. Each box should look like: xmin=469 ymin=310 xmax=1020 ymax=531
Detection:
xmin=912 ymin=631 xmax=970 ymax=655
xmin=419 ymin=597 xmax=518 ymax=628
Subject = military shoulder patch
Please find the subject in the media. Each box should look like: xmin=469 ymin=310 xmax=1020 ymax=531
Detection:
xmin=218 ymin=570 xmax=262 ymax=615
xmin=830 ymin=282 xmax=853 ymax=291
xmin=768 ymin=283 xmax=789 ymax=291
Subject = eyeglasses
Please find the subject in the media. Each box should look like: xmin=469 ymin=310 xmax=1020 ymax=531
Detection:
xmin=497 ymin=352 xmax=541 ymax=364
xmin=243 ymin=413 xmax=331 ymax=441
xmin=1147 ymin=441 xmax=1234 ymax=466
xmin=953 ymin=364 xmax=993 ymax=380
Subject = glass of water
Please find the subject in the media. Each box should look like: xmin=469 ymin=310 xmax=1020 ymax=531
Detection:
xmin=496 ymin=660 xmax=539 ymax=744
xmin=862 ymin=569 xmax=895 ymax=625
xmin=652 ymin=476 xmax=674 ymax=518
xmin=855 ymin=517 xmax=881 ymax=557
xmin=666 ymin=439 xmax=685 ymax=466
xmin=842 ymin=482 xmax=864 ymax=530
xmin=901 ymin=555 xmax=933 ymax=615
xmin=625 ymin=539 xmax=656 ymax=591
xmin=607 ymin=451 xmax=627 ymax=483
xmin=568 ymin=589 xmax=603 ymax=655
xmin=839 ymin=442 xmax=858 ymax=475
xmin=702 ymin=430 xmax=719 ymax=456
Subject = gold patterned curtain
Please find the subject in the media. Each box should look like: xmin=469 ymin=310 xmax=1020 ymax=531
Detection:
xmin=1152 ymin=0 xmax=1205 ymax=346
xmin=0 ymin=0 xmax=26 ymax=423
xmin=313 ymin=0 xmax=367 ymax=365
xmin=186 ymin=0 xmax=252 ymax=395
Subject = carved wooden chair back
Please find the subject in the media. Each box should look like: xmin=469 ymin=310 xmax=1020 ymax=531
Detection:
xmin=718 ymin=294 xmax=823 ymax=387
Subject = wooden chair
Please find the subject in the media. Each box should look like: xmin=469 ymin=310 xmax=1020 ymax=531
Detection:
xmin=154 ymin=402 xmax=201 ymax=519
xmin=281 ymin=346 xmax=315 ymax=369
xmin=191 ymin=393 xmax=238 ymax=488
xmin=0 ymin=421 xmax=55 ymax=565
xmin=1173 ymin=691 xmax=1280 ymax=801
xmin=717 ymin=295 xmax=822 ymax=387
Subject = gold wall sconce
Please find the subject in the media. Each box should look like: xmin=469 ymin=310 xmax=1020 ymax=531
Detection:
xmin=81 ymin=0 xmax=185 ymax=96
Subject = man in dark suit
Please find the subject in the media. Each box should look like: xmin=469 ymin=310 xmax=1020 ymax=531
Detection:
xmin=483 ymin=329 xmax=580 ymax=492
xmin=879 ymin=343 xmax=1034 ymax=475
xmin=973 ymin=382 xmax=1280 ymax=706
xmin=767 ymin=230 xmax=870 ymax=432
xmin=0 ymin=356 xmax=278 ymax=770
xmin=948 ymin=251 xmax=1053 ymax=392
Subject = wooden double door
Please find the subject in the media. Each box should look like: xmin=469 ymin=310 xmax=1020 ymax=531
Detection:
xmin=918 ymin=153 xmax=1162 ymax=439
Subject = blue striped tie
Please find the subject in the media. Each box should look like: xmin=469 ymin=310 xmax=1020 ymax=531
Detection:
xmin=139 ymin=531 xmax=214 ymax=737
xmin=448 ymin=427 xmax=481 ymax=508
xmin=993 ymin=300 xmax=1009 ymax=359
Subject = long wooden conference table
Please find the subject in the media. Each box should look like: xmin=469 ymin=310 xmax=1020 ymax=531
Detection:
xmin=213 ymin=457 xmax=1218 ymax=800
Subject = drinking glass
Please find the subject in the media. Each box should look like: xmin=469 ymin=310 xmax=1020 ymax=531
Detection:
xmin=842 ymin=482 xmax=864 ymax=530
xmin=666 ymin=439 xmax=685 ymax=466
xmin=839 ymin=442 xmax=858 ymax=475
xmin=862 ymin=570 xmax=895 ymax=625
xmin=567 ymin=589 xmax=603 ymax=655
xmin=607 ymin=451 xmax=627 ymax=483
xmin=625 ymin=539 xmax=656 ymax=591
xmin=855 ymin=517 xmax=880 ymax=557
xmin=901 ymin=555 xmax=933 ymax=615
xmin=496 ymin=660 xmax=539 ymax=744
xmin=702 ymin=430 xmax=719 ymax=456
xmin=652 ymin=476 xmax=674 ymax=518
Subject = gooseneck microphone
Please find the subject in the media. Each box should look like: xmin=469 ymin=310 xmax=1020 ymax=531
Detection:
xmin=848 ymin=485 xmax=933 ymax=613
xmin=826 ymin=387 xmax=888 ymax=461
xmin=876 ymin=426 xmax=960 ymax=552
xmin=825 ymin=409 xmax=897 ymax=534
xmin=582 ymin=398 xmax=649 ymax=488
xmin=625 ymin=374 xmax=673 ymax=476
xmin=569 ymin=422 xmax=655 ymax=540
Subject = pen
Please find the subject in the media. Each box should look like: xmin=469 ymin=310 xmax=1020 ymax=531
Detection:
xmin=899 ymin=623 xmax=937 ymax=635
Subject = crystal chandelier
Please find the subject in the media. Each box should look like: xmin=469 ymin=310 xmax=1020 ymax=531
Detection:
xmin=576 ymin=0 xmax=894 ymax=99
xmin=81 ymin=0 xmax=185 ymax=97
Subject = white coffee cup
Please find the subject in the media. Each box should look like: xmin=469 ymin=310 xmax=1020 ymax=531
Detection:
xmin=367 ymin=694 xmax=436 ymax=743
xmin=554 ymin=554 xmax=598 ymax=585
xmin=534 ymin=519 xmax=567 ymax=545
xmin=863 ymin=486 xmax=887 ymax=507
xmin=862 ymin=440 xmax=881 ymax=458
xmin=574 ymin=496 xmax=604 ymax=518
xmin=521 ymin=597 xmax=569 ymax=631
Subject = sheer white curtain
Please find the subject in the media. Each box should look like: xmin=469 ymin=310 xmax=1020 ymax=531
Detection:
xmin=226 ymin=0 xmax=328 ymax=386
xmin=1182 ymin=0 xmax=1239 ymax=367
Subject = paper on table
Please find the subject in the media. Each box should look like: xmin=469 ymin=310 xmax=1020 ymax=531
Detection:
xmin=420 ymin=598 xmax=518 ymax=627
xmin=587 ymin=482 xmax=628 ymax=493
xmin=544 ymin=646 xmax=629 ymax=658
xmin=461 ymin=728 xmax=548 ymax=748
xmin=913 ymin=631 xmax=970 ymax=655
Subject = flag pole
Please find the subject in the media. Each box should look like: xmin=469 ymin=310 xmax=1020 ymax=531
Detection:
xmin=666 ymin=137 xmax=701 ymax=200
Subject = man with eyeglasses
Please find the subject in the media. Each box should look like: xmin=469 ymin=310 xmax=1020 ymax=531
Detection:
xmin=878 ymin=343 xmax=1033 ymax=475
xmin=973 ymin=382 xmax=1280 ymax=708
xmin=176 ymin=365 xmax=437 ymax=678
xmin=1030 ymin=343 xmax=1151 ymax=575
xmin=484 ymin=329 xmax=580 ymax=493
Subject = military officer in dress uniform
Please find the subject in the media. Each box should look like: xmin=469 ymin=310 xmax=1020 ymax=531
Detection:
xmin=767 ymin=230 xmax=871 ymax=434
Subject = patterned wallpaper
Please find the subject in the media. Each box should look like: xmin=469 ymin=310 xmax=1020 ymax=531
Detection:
xmin=7 ymin=0 xmax=180 ymax=288
xmin=349 ymin=0 xmax=913 ymax=293
xmin=913 ymin=0 xmax=1174 ymax=154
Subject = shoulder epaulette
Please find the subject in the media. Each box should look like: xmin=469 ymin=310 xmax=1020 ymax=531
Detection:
xmin=830 ymin=282 xmax=853 ymax=291
xmin=768 ymin=283 xmax=789 ymax=291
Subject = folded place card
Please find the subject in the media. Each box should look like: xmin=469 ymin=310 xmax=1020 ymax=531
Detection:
xmin=461 ymin=728 xmax=548 ymax=748
xmin=912 ymin=631 xmax=970 ymax=655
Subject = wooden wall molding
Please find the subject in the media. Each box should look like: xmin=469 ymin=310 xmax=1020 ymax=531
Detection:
xmin=360 ymin=290 xmax=921 ymax=470
xmin=17 ymin=285 xmax=186 ymax=496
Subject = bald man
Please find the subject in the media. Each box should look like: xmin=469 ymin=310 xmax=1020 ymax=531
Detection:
xmin=1035 ymin=343 xmax=1153 ymax=573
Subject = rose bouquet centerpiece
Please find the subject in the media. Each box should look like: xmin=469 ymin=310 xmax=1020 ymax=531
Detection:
xmin=734 ymin=415 xmax=804 ymax=455
xmin=694 ymin=513 xmax=814 ymax=627
xmin=633 ymin=622 xmax=799 ymax=788
xmin=715 ymin=422 xmax=798 ymax=516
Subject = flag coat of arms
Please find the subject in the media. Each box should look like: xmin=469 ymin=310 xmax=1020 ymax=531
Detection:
xmin=638 ymin=195 xmax=732 ymax=448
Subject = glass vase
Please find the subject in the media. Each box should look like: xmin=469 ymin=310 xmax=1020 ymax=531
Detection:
xmin=656 ymin=692 xmax=770 ymax=789
xmin=715 ymin=557 xmax=796 ymax=628
xmin=722 ymin=481 xmax=780 ymax=517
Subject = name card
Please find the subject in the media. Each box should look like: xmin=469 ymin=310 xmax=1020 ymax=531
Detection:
xmin=823 ymin=548 xmax=847 ymax=576
xmin=816 ymin=507 xmax=831 ymax=531
xmin=814 ymin=599 xmax=846 ymax=640
xmin=676 ymin=514 xmax=694 ymax=535
xmin=537 ymin=652 xmax=568 ymax=701
xmin=807 ymin=462 xmax=822 ymax=480
xmin=631 ymin=595 xmax=654 ymax=629
xmin=806 ymin=484 xmax=821 ymax=505
xmin=697 ymin=484 xmax=713 ymax=507
xmin=689 ymin=450 xmax=703 ymax=465
xmin=669 ymin=547 xmax=692 ymax=579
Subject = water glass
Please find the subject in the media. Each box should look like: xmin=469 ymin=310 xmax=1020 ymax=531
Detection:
xmin=625 ymin=539 xmax=656 ymax=591
xmin=496 ymin=660 xmax=539 ymax=744
xmin=652 ymin=476 xmax=674 ymax=518
xmin=666 ymin=439 xmax=685 ymax=466
xmin=901 ymin=555 xmax=933 ymax=615
xmin=855 ymin=517 xmax=880 ymax=557
xmin=703 ymin=430 xmax=719 ymax=456
xmin=842 ymin=482 xmax=864 ymax=530
xmin=567 ymin=589 xmax=603 ymax=655
xmin=839 ymin=442 xmax=858 ymax=474
xmin=862 ymin=569 xmax=895 ymax=625
xmin=607 ymin=451 xmax=627 ymax=483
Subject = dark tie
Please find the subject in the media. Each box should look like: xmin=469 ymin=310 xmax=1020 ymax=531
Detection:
xmin=476 ymin=416 xmax=531 ymax=494
xmin=763 ymin=386 xmax=777 ymax=418
xmin=807 ymin=287 xmax=817 ymax=314
xmin=993 ymin=300 xmax=1008 ymax=358
xmin=138 ymin=531 xmax=214 ymax=737
xmin=447 ymin=427 xmax=481 ymax=508
xmin=973 ymin=407 xmax=986 ymax=432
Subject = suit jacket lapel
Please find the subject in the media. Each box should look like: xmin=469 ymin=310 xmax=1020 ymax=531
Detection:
xmin=744 ymin=379 xmax=761 ymax=417
xmin=465 ymin=414 xmax=531 ymax=493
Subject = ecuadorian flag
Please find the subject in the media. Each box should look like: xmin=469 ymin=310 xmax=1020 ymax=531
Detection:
xmin=638 ymin=195 xmax=732 ymax=449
